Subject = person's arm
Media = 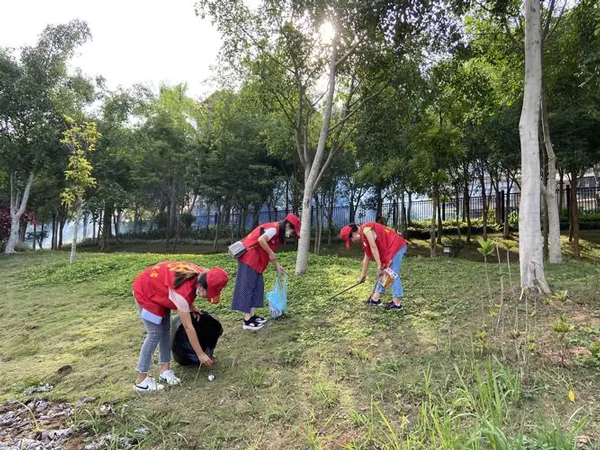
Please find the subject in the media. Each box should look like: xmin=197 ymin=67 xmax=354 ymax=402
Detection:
xmin=179 ymin=311 xmax=213 ymax=367
xmin=358 ymin=254 xmax=370 ymax=283
xmin=364 ymin=229 xmax=383 ymax=274
xmin=258 ymin=230 xmax=284 ymax=274
xmin=169 ymin=289 xmax=212 ymax=366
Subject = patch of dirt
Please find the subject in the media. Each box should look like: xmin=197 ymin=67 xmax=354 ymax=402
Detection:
xmin=0 ymin=397 xmax=146 ymax=450
xmin=571 ymin=311 xmax=600 ymax=328
xmin=0 ymin=398 xmax=77 ymax=449
xmin=571 ymin=346 xmax=592 ymax=358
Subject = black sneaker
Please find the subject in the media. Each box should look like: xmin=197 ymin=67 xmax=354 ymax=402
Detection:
xmin=243 ymin=317 xmax=264 ymax=331
xmin=251 ymin=315 xmax=267 ymax=324
xmin=384 ymin=301 xmax=404 ymax=311
xmin=365 ymin=298 xmax=382 ymax=306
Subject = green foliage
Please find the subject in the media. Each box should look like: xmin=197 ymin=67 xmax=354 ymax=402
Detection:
xmin=477 ymin=237 xmax=496 ymax=258
xmin=60 ymin=118 xmax=100 ymax=207
xmin=2 ymin=250 xmax=600 ymax=446
xmin=554 ymin=290 xmax=569 ymax=303
xmin=553 ymin=315 xmax=575 ymax=334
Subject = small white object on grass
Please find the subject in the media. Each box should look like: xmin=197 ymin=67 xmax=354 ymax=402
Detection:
xmin=208 ymin=374 xmax=215 ymax=381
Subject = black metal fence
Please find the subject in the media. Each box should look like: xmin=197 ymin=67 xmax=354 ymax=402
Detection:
xmin=189 ymin=186 xmax=600 ymax=232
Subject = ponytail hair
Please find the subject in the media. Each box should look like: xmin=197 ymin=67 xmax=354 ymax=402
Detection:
xmin=349 ymin=223 xmax=359 ymax=234
xmin=173 ymin=267 xmax=200 ymax=289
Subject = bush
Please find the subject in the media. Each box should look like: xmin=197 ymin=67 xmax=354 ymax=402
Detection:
xmin=508 ymin=211 xmax=519 ymax=229
xmin=442 ymin=237 xmax=465 ymax=256
xmin=560 ymin=211 xmax=600 ymax=230
xmin=405 ymin=219 xmax=504 ymax=239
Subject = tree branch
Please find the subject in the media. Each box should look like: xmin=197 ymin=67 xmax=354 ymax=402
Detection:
xmin=542 ymin=0 xmax=557 ymax=41
xmin=329 ymin=83 xmax=387 ymax=134
xmin=335 ymin=39 xmax=361 ymax=68
xmin=545 ymin=0 xmax=568 ymax=42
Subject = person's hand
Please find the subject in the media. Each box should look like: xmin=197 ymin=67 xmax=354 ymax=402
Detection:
xmin=199 ymin=353 xmax=214 ymax=367
xmin=190 ymin=305 xmax=201 ymax=320
xmin=376 ymin=265 xmax=385 ymax=278
xmin=357 ymin=274 xmax=366 ymax=284
xmin=276 ymin=263 xmax=285 ymax=275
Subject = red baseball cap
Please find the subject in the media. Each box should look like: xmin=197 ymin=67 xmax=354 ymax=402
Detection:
xmin=205 ymin=267 xmax=229 ymax=304
xmin=339 ymin=225 xmax=353 ymax=250
xmin=286 ymin=213 xmax=301 ymax=238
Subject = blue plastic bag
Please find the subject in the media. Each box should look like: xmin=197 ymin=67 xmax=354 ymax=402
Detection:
xmin=266 ymin=274 xmax=287 ymax=318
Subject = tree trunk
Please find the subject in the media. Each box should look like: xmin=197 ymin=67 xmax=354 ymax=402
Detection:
xmin=480 ymin=170 xmax=488 ymax=240
xmin=313 ymin=194 xmax=321 ymax=255
xmin=570 ymin=169 xmax=581 ymax=259
xmin=376 ymin=186 xmax=383 ymax=219
xmin=430 ymin=185 xmax=438 ymax=257
xmin=407 ymin=191 xmax=412 ymax=225
xmin=5 ymin=171 xmax=34 ymax=254
xmin=97 ymin=210 xmax=103 ymax=241
xmin=296 ymin=38 xmax=339 ymax=274
xmin=38 ymin=223 xmax=45 ymax=249
xmin=285 ymin=180 xmax=290 ymax=214
xmin=58 ymin=206 xmax=67 ymax=250
xmin=51 ymin=212 xmax=57 ymax=250
xmin=70 ymin=202 xmax=83 ymax=264
xmin=212 ymin=207 xmax=222 ymax=252
xmin=114 ymin=211 xmax=122 ymax=244
xmin=518 ymin=0 xmax=551 ymax=294
xmin=399 ymin=192 xmax=406 ymax=234
xmin=32 ymin=222 xmax=37 ymax=250
xmin=172 ymin=207 xmax=181 ymax=254
xmin=166 ymin=192 xmax=175 ymax=247
xmin=82 ymin=213 xmax=89 ymax=241
xmin=464 ymin=179 xmax=472 ymax=243
xmin=558 ymin=169 xmax=565 ymax=213
xmin=542 ymin=194 xmax=549 ymax=258
xmin=327 ymin=188 xmax=334 ymax=246
xmin=504 ymin=179 xmax=513 ymax=238
xmin=437 ymin=200 xmax=443 ymax=244
xmin=349 ymin=195 xmax=356 ymax=224
xmin=18 ymin=218 xmax=27 ymax=243
xmin=100 ymin=204 xmax=112 ymax=251
xmin=455 ymin=185 xmax=461 ymax=239
xmin=541 ymin=94 xmax=562 ymax=263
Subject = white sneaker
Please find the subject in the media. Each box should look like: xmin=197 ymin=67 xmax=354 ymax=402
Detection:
xmin=159 ymin=370 xmax=181 ymax=385
xmin=134 ymin=377 xmax=165 ymax=393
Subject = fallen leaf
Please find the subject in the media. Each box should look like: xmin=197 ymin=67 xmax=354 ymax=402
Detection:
xmin=569 ymin=390 xmax=576 ymax=403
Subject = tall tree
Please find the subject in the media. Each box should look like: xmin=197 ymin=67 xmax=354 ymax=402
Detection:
xmin=60 ymin=118 xmax=100 ymax=263
xmin=518 ymin=0 xmax=551 ymax=294
xmin=0 ymin=20 xmax=91 ymax=253
xmin=197 ymin=0 xmax=467 ymax=274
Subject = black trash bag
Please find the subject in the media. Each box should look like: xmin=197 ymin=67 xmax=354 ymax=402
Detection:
xmin=170 ymin=311 xmax=223 ymax=366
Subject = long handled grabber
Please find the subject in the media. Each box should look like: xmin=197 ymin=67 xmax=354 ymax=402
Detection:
xmin=327 ymin=281 xmax=364 ymax=301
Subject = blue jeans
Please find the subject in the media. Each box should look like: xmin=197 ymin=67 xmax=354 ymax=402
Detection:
xmin=135 ymin=306 xmax=171 ymax=373
xmin=375 ymin=245 xmax=406 ymax=298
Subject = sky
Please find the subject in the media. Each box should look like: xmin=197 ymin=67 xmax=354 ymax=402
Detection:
xmin=0 ymin=0 xmax=223 ymax=98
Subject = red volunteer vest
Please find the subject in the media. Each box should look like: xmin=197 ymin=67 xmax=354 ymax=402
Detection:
xmin=133 ymin=261 xmax=204 ymax=317
xmin=239 ymin=222 xmax=281 ymax=274
xmin=360 ymin=222 xmax=408 ymax=266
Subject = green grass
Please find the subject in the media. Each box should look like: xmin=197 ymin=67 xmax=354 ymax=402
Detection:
xmin=2 ymin=236 xmax=600 ymax=448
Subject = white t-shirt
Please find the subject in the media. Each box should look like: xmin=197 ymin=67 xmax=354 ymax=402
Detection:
xmin=169 ymin=288 xmax=190 ymax=312
xmin=263 ymin=227 xmax=277 ymax=240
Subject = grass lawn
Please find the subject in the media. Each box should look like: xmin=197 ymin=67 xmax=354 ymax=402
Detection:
xmin=1 ymin=233 xmax=600 ymax=448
